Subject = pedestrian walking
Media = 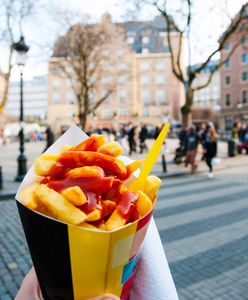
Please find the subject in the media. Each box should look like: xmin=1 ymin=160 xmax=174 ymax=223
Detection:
xmin=184 ymin=125 xmax=199 ymax=174
xmin=116 ymin=124 xmax=126 ymax=146
xmin=43 ymin=125 xmax=55 ymax=152
xmin=127 ymin=123 xmax=137 ymax=155
xmin=199 ymin=123 xmax=207 ymax=161
xmin=154 ymin=124 xmax=161 ymax=139
xmin=139 ymin=123 xmax=148 ymax=153
xmin=204 ymin=122 xmax=218 ymax=178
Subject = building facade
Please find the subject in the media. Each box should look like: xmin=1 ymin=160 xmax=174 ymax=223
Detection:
xmin=191 ymin=61 xmax=220 ymax=125
xmin=5 ymin=76 xmax=48 ymax=121
xmin=219 ymin=5 xmax=248 ymax=132
xmin=47 ymin=14 xmax=184 ymax=131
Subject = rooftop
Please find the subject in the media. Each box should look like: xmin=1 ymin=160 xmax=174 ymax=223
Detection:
xmin=52 ymin=15 xmax=176 ymax=57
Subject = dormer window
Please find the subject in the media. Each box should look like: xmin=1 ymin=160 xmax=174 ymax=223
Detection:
xmin=142 ymin=36 xmax=149 ymax=44
xmin=127 ymin=36 xmax=134 ymax=44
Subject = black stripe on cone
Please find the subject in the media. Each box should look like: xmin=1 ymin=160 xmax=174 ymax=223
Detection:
xmin=17 ymin=201 xmax=74 ymax=300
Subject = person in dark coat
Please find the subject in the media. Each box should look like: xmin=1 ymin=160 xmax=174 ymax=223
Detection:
xmin=203 ymin=122 xmax=218 ymax=178
xmin=154 ymin=125 xmax=161 ymax=139
xmin=43 ymin=125 xmax=55 ymax=152
xmin=139 ymin=123 xmax=148 ymax=153
xmin=127 ymin=122 xmax=136 ymax=155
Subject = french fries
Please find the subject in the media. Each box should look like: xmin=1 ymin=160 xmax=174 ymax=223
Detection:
xmin=98 ymin=141 xmax=123 ymax=157
xmin=61 ymin=186 xmax=87 ymax=206
xmin=19 ymin=134 xmax=161 ymax=231
xmin=19 ymin=183 xmax=40 ymax=210
xmin=35 ymin=184 xmax=87 ymax=225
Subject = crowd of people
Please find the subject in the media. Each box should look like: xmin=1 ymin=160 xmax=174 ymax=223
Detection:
xmin=88 ymin=122 xmax=152 ymax=156
xmin=231 ymin=121 xmax=248 ymax=154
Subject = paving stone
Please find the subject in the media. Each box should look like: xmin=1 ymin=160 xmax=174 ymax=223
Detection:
xmin=1 ymin=294 xmax=12 ymax=300
xmin=7 ymin=262 xmax=18 ymax=270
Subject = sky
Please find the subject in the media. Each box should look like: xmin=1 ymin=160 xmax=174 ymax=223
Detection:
xmin=0 ymin=0 xmax=246 ymax=82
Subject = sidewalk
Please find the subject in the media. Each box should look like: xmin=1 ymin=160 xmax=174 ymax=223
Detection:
xmin=0 ymin=139 xmax=247 ymax=199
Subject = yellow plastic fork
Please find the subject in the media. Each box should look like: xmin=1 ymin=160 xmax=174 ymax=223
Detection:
xmin=129 ymin=122 xmax=170 ymax=191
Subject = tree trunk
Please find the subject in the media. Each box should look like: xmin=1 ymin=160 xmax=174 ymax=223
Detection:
xmin=181 ymin=88 xmax=193 ymax=128
xmin=77 ymin=97 xmax=86 ymax=130
xmin=78 ymin=111 xmax=87 ymax=130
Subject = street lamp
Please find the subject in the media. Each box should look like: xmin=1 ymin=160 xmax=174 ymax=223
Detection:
xmin=12 ymin=35 xmax=30 ymax=182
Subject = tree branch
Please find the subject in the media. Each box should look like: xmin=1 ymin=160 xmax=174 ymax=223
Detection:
xmin=89 ymin=88 xmax=115 ymax=113
xmin=193 ymin=37 xmax=243 ymax=91
xmin=154 ymin=2 xmax=185 ymax=82
xmin=193 ymin=11 xmax=246 ymax=76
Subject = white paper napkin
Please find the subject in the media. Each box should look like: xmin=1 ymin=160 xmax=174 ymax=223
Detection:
xmin=130 ymin=218 xmax=179 ymax=300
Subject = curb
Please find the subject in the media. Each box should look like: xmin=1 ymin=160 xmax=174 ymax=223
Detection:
xmin=0 ymin=160 xmax=246 ymax=200
xmin=0 ymin=192 xmax=16 ymax=201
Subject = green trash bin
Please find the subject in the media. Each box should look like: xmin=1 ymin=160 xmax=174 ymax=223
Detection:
xmin=228 ymin=139 xmax=236 ymax=157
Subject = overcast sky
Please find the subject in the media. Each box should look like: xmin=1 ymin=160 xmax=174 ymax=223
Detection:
xmin=1 ymin=0 xmax=245 ymax=81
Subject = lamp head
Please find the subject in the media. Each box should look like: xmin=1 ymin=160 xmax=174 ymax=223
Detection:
xmin=13 ymin=36 xmax=30 ymax=66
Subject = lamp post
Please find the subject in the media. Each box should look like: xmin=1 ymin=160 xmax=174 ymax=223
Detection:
xmin=13 ymin=36 xmax=30 ymax=182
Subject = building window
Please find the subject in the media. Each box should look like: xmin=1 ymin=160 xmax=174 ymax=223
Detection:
xmin=225 ymin=75 xmax=231 ymax=85
xmin=119 ymin=90 xmax=127 ymax=103
xmin=225 ymin=58 xmax=231 ymax=68
xmin=140 ymin=61 xmax=150 ymax=70
xmin=119 ymin=108 xmax=127 ymax=116
xmin=67 ymin=110 xmax=74 ymax=118
xmin=156 ymin=75 xmax=166 ymax=84
xmin=102 ymin=76 xmax=112 ymax=85
xmin=119 ymin=62 xmax=127 ymax=69
xmin=141 ymin=90 xmax=149 ymax=102
xmin=224 ymin=41 xmax=231 ymax=51
xmin=140 ymin=75 xmax=149 ymax=85
xmin=225 ymin=116 xmax=233 ymax=131
xmin=143 ymin=107 xmax=149 ymax=117
xmin=53 ymin=93 xmax=60 ymax=104
xmin=102 ymin=108 xmax=112 ymax=118
xmin=242 ymin=53 xmax=248 ymax=63
xmin=53 ymin=78 xmax=61 ymax=87
xmin=156 ymin=61 xmax=166 ymax=70
xmin=242 ymin=90 xmax=248 ymax=104
xmin=156 ymin=90 xmax=166 ymax=103
xmin=127 ymin=36 xmax=134 ymax=44
xmin=225 ymin=93 xmax=231 ymax=106
xmin=119 ymin=75 xmax=126 ymax=85
xmin=142 ymin=48 xmax=149 ymax=54
xmin=67 ymin=91 xmax=76 ymax=104
xmin=242 ymin=71 xmax=248 ymax=81
xmin=117 ymin=49 xmax=124 ymax=57
xmin=142 ymin=36 xmax=149 ymax=44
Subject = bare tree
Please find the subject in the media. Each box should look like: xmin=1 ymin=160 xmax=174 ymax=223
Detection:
xmin=50 ymin=15 xmax=128 ymax=129
xmin=128 ymin=0 xmax=248 ymax=126
xmin=0 ymin=0 xmax=36 ymax=112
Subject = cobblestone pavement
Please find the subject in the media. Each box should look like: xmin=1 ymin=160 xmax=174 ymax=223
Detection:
xmin=1 ymin=168 xmax=248 ymax=299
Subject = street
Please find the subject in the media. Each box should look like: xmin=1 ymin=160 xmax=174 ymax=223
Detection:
xmin=0 ymin=141 xmax=248 ymax=299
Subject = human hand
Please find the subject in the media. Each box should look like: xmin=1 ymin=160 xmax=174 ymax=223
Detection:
xmin=15 ymin=267 xmax=120 ymax=300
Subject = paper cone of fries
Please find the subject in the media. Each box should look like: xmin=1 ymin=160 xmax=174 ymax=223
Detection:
xmin=16 ymin=125 xmax=159 ymax=300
